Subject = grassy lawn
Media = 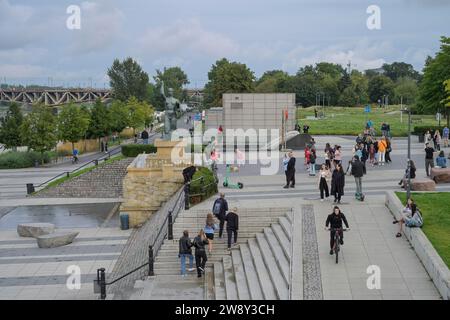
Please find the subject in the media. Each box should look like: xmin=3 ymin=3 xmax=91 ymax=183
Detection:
xmin=396 ymin=192 xmax=450 ymax=268
xmin=39 ymin=154 xmax=126 ymax=191
xmin=297 ymin=105 xmax=439 ymax=136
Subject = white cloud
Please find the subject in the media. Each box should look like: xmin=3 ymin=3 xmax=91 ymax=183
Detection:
xmin=137 ymin=19 xmax=239 ymax=59
xmin=281 ymin=38 xmax=391 ymax=72
xmin=0 ymin=64 xmax=45 ymax=78
xmin=67 ymin=1 xmax=125 ymax=55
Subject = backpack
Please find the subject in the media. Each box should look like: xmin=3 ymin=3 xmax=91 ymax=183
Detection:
xmin=411 ymin=210 xmax=424 ymax=227
xmin=212 ymin=199 xmax=222 ymax=216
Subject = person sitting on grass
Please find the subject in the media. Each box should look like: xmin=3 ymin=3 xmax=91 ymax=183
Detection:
xmin=436 ymin=150 xmax=447 ymax=168
xmin=393 ymin=198 xmax=423 ymax=237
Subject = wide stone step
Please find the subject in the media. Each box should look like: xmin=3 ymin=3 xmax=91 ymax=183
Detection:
xmin=263 ymin=227 xmax=289 ymax=285
xmin=247 ymin=238 xmax=277 ymax=300
xmin=239 ymin=243 xmax=264 ymax=300
xmin=231 ymin=249 xmax=250 ymax=300
xmin=213 ymin=262 xmax=226 ymax=300
xmin=172 ymin=227 xmax=268 ymax=234
xmin=271 ymin=223 xmax=290 ymax=260
xmin=255 ymin=233 xmax=288 ymax=300
xmin=172 ymin=220 xmax=278 ymax=227
xmin=222 ymin=255 xmax=238 ymax=300
xmin=279 ymin=216 xmax=292 ymax=240
xmin=205 ymin=266 xmax=215 ymax=300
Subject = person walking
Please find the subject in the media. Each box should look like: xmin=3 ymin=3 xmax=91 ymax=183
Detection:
xmin=434 ymin=130 xmax=442 ymax=151
xmin=284 ymin=151 xmax=296 ymax=188
xmin=324 ymin=143 xmax=332 ymax=168
xmin=325 ymin=206 xmax=350 ymax=255
xmin=318 ymin=164 xmax=331 ymax=202
xmin=204 ymin=213 xmax=217 ymax=255
xmin=225 ymin=208 xmax=239 ymax=250
xmin=331 ymin=164 xmax=345 ymax=204
xmin=385 ymin=138 xmax=392 ymax=164
xmin=333 ymin=145 xmax=342 ymax=167
xmin=351 ymin=155 xmax=365 ymax=199
xmin=377 ymin=136 xmax=387 ymax=166
xmin=141 ymin=129 xmax=149 ymax=145
xmin=212 ymin=193 xmax=228 ymax=238
xmin=309 ymin=148 xmax=317 ymax=176
xmin=178 ymin=230 xmax=195 ymax=277
xmin=368 ymin=143 xmax=375 ymax=166
xmin=304 ymin=146 xmax=311 ymax=171
xmin=443 ymin=126 xmax=449 ymax=148
xmin=193 ymin=230 xmax=209 ymax=278
xmin=283 ymin=153 xmax=290 ymax=188
xmin=424 ymin=143 xmax=435 ymax=176
xmin=424 ymin=130 xmax=432 ymax=147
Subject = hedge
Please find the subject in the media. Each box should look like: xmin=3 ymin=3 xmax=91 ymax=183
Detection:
xmin=121 ymin=144 xmax=157 ymax=157
xmin=0 ymin=151 xmax=55 ymax=169
xmin=412 ymin=126 xmax=446 ymax=136
xmin=189 ymin=166 xmax=218 ymax=205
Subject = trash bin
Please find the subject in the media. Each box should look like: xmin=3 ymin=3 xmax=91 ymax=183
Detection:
xmin=120 ymin=213 xmax=129 ymax=230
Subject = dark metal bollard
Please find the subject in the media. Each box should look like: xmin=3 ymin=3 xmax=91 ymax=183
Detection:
xmin=168 ymin=210 xmax=173 ymax=240
xmin=66 ymin=172 xmax=70 ymax=178
xmin=94 ymin=160 xmax=99 ymax=166
xmin=184 ymin=183 xmax=190 ymax=210
xmin=148 ymin=245 xmax=154 ymax=276
xmin=26 ymin=183 xmax=35 ymax=195
xmin=99 ymin=268 xmax=106 ymax=300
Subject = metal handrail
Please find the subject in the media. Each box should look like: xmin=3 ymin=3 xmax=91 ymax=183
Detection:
xmin=95 ymin=172 xmax=217 ymax=299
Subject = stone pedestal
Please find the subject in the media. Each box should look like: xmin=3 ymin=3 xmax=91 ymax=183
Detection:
xmin=120 ymin=139 xmax=190 ymax=228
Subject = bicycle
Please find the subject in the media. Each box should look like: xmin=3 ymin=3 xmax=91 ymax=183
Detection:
xmin=327 ymin=227 xmax=348 ymax=264
xmin=71 ymin=155 xmax=79 ymax=165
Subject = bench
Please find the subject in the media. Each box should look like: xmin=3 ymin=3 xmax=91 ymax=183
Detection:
xmin=410 ymin=179 xmax=436 ymax=191
xmin=37 ymin=231 xmax=79 ymax=248
xmin=17 ymin=223 xmax=55 ymax=238
xmin=430 ymin=167 xmax=450 ymax=183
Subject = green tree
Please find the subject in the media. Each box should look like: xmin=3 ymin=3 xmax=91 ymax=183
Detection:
xmin=20 ymin=105 xmax=57 ymax=160
xmin=109 ymin=100 xmax=130 ymax=134
xmin=204 ymin=58 xmax=255 ymax=108
xmin=382 ymin=62 xmax=421 ymax=82
xmin=315 ymin=62 xmax=345 ymax=79
xmin=87 ymin=99 xmax=111 ymax=139
xmin=126 ymin=97 xmax=154 ymax=133
xmin=153 ymin=67 xmax=189 ymax=110
xmin=350 ymin=70 xmax=369 ymax=105
xmin=58 ymin=104 xmax=90 ymax=153
xmin=393 ymin=77 xmax=418 ymax=105
xmin=368 ymin=74 xmax=394 ymax=103
xmin=417 ymin=37 xmax=450 ymax=114
xmin=107 ymin=57 xmax=150 ymax=102
xmin=255 ymin=70 xmax=289 ymax=93
xmin=338 ymin=87 xmax=359 ymax=107
xmin=0 ymin=103 xmax=23 ymax=150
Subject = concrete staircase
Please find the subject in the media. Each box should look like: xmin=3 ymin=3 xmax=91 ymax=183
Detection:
xmin=35 ymin=158 xmax=133 ymax=198
xmin=129 ymin=207 xmax=293 ymax=300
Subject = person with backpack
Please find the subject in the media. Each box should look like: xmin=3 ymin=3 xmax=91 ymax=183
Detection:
xmin=192 ymin=230 xmax=209 ymax=278
xmin=225 ymin=208 xmax=239 ymax=250
xmin=212 ymin=193 xmax=228 ymax=238
xmin=393 ymin=198 xmax=423 ymax=237
xmin=178 ymin=230 xmax=195 ymax=277
xmin=204 ymin=213 xmax=217 ymax=255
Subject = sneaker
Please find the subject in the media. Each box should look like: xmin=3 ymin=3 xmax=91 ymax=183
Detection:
xmin=290 ymin=185 xmax=295 ymax=188
xmin=283 ymin=185 xmax=289 ymax=189
xmin=198 ymin=267 xmax=204 ymax=273
xmin=181 ymin=274 xmax=187 ymax=277
xmin=197 ymin=274 xmax=202 ymax=278
xmin=320 ymin=199 xmax=324 ymax=202
xmin=188 ymin=268 xmax=195 ymax=272
xmin=329 ymin=250 xmax=334 ymax=255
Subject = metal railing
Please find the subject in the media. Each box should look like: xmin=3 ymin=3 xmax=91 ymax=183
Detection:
xmin=26 ymin=146 xmax=122 ymax=194
xmin=94 ymin=173 xmax=218 ymax=300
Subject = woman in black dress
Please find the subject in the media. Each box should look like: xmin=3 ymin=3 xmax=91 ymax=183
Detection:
xmin=331 ymin=164 xmax=346 ymax=204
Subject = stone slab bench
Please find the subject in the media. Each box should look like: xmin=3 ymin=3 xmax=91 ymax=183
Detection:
xmin=411 ymin=179 xmax=436 ymax=191
xmin=17 ymin=223 xmax=55 ymax=238
xmin=430 ymin=167 xmax=450 ymax=183
xmin=37 ymin=231 xmax=79 ymax=248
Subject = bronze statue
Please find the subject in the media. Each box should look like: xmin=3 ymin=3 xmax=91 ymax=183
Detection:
xmin=160 ymin=81 xmax=180 ymax=139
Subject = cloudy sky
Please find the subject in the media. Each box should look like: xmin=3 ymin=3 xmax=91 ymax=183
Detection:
xmin=0 ymin=0 xmax=449 ymax=88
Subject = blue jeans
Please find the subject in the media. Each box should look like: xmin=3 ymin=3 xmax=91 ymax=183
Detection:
xmin=143 ymin=138 xmax=149 ymax=145
xmin=310 ymin=163 xmax=316 ymax=175
xmin=180 ymin=254 xmax=194 ymax=275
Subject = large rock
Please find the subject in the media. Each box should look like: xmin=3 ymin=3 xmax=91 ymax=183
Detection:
xmin=17 ymin=223 xmax=55 ymax=238
xmin=411 ymin=179 xmax=436 ymax=191
xmin=36 ymin=231 xmax=79 ymax=248
xmin=430 ymin=168 xmax=450 ymax=183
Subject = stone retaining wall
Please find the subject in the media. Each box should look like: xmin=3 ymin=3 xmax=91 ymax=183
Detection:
xmin=385 ymin=191 xmax=449 ymax=300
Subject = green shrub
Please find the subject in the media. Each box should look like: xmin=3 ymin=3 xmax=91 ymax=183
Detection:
xmin=412 ymin=126 xmax=445 ymax=136
xmin=189 ymin=166 xmax=218 ymax=204
xmin=0 ymin=151 xmax=55 ymax=169
xmin=121 ymin=144 xmax=157 ymax=157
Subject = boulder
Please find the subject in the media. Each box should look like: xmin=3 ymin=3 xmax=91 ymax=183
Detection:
xmin=430 ymin=168 xmax=450 ymax=183
xmin=411 ymin=179 xmax=436 ymax=191
xmin=36 ymin=231 xmax=79 ymax=248
xmin=17 ymin=223 xmax=55 ymax=238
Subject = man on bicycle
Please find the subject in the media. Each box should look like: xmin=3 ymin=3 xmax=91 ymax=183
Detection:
xmin=72 ymin=148 xmax=79 ymax=164
xmin=325 ymin=206 xmax=349 ymax=255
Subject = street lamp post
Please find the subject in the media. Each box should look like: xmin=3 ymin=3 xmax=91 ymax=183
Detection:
xmin=402 ymin=106 xmax=412 ymax=200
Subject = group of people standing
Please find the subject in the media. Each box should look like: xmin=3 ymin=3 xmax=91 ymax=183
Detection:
xmin=178 ymin=193 xmax=239 ymax=278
